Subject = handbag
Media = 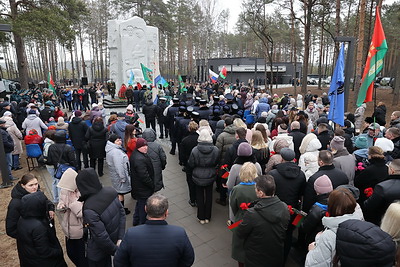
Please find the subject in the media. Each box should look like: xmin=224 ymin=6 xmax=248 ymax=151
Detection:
xmin=54 ymin=145 xmax=76 ymax=179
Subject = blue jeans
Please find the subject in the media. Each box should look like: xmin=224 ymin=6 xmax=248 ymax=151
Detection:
xmin=133 ymin=198 xmax=148 ymax=226
xmin=46 ymin=166 xmax=59 ymax=202
xmin=12 ymin=154 xmax=20 ymax=168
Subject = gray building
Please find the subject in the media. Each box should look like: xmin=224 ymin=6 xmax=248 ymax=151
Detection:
xmin=196 ymin=57 xmax=302 ymax=85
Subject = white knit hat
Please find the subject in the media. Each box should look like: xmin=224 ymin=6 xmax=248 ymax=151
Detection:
xmin=375 ymin=138 xmax=394 ymax=152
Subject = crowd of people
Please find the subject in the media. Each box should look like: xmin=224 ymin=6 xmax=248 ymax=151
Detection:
xmin=2 ymin=81 xmax=400 ymax=266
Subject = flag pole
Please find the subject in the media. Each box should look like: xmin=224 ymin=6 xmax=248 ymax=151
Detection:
xmin=373 ymin=43 xmax=378 ymax=111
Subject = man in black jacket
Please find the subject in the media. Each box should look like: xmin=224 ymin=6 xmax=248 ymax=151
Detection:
xmin=385 ymin=127 xmax=400 ymax=159
xmin=77 ymin=168 xmax=126 ymax=267
xmin=40 ymin=101 xmax=55 ymax=124
xmin=157 ymin=97 xmax=169 ymax=139
xmin=142 ymin=100 xmax=157 ymax=131
xmin=303 ymin=150 xmax=349 ymax=212
xmin=133 ymin=86 xmax=141 ymax=112
xmin=130 ymin=138 xmax=155 ymax=225
xmin=268 ymin=148 xmax=306 ymax=262
xmin=114 ymin=194 xmax=195 ymax=267
xmin=288 ymin=121 xmax=306 ymax=161
xmin=179 ymin=121 xmax=199 ymax=207
xmin=363 ymin=159 xmax=400 ymax=225
xmin=0 ymin=119 xmax=14 ymax=188
xmin=68 ymin=110 xmax=89 ymax=170
xmin=316 ymin=123 xmax=331 ymax=151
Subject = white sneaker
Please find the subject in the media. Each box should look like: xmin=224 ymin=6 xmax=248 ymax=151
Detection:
xmin=199 ymin=220 xmax=205 ymax=225
xmin=205 ymin=219 xmax=209 ymax=224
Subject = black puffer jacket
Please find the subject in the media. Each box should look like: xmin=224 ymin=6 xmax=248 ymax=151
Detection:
xmin=40 ymin=107 xmax=54 ymax=123
xmin=142 ymin=102 xmax=158 ymax=120
xmin=130 ymin=149 xmax=155 ymax=199
xmin=47 ymin=131 xmax=77 ymax=168
xmin=363 ymin=174 xmax=400 ymax=225
xmin=301 ymin=193 xmax=328 ymax=245
xmin=336 ymin=219 xmax=396 ymax=267
xmin=179 ymin=132 xmax=199 ymax=166
xmin=389 ymin=136 xmax=400 ymax=159
xmin=77 ymin=168 xmax=126 ymax=261
xmin=289 ymin=129 xmax=306 ymax=160
xmin=269 ymin=162 xmax=306 ymax=208
xmin=236 ymin=197 xmax=290 ymax=267
xmin=188 ymin=142 xmax=219 ymax=186
xmin=85 ymin=121 xmax=107 ymax=159
xmin=6 ymin=183 xmax=54 ymax=238
xmin=372 ymin=105 xmax=386 ymax=126
xmin=68 ymin=117 xmax=89 ymax=149
xmin=354 ymin=157 xmax=388 ymax=207
xmin=17 ymin=191 xmax=66 ymax=267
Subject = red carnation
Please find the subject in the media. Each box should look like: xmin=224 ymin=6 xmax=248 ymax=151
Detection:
xmin=240 ymin=202 xmax=251 ymax=210
xmin=287 ymin=205 xmax=294 ymax=215
xmin=364 ymin=187 xmax=374 ymax=198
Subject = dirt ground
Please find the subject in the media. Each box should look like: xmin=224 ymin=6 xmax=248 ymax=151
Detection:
xmin=0 ymin=85 xmax=396 ymax=266
xmin=0 ymin=164 xmax=72 ymax=266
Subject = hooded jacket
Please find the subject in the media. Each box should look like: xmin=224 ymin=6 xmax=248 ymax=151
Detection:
xmin=301 ymin=193 xmax=329 ymax=245
xmin=47 ymin=131 xmax=77 ymax=168
xmin=22 ymin=114 xmax=48 ymax=137
xmin=6 ymin=183 xmax=54 ymax=238
xmin=188 ymin=142 xmax=219 ymax=186
xmin=68 ymin=116 xmax=89 ymax=149
xmin=299 ymin=138 xmax=322 ymax=180
xmin=110 ymin=119 xmax=128 ymax=142
xmin=85 ymin=121 xmax=107 ymax=159
xmin=333 ymin=149 xmax=355 ymax=185
xmin=255 ymin=97 xmax=270 ymax=119
xmin=130 ymin=149 xmax=155 ymax=199
xmin=269 ymin=162 xmax=306 ymax=208
xmin=76 ymin=168 xmax=126 ymax=261
xmin=17 ymin=191 xmax=66 ymax=267
xmin=3 ymin=116 xmax=23 ymax=155
xmin=236 ymin=197 xmax=290 ymax=267
xmin=336 ymin=219 xmax=396 ymax=267
xmin=215 ymin=124 xmax=236 ymax=162
xmin=0 ymin=126 xmax=14 ymax=153
xmin=55 ymin=117 xmax=69 ymax=132
xmin=142 ymin=129 xmax=167 ymax=191
xmin=142 ymin=101 xmax=158 ymax=120
xmin=105 ymin=141 xmax=131 ymax=194
xmin=57 ymin=168 xmax=84 ymax=239
xmin=305 ymin=213 xmax=360 ymax=267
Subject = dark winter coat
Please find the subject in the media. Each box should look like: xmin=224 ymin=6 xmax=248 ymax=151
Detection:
xmin=130 ymin=149 xmax=155 ymax=199
xmin=6 ymin=183 xmax=54 ymax=239
xmin=303 ymin=164 xmax=349 ymax=212
xmin=252 ymin=147 xmax=269 ymax=174
xmin=269 ymin=162 xmax=306 ymax=208
xmin=224 ymin=138 xmax=248 ymax=168
xmin=17 ymin=191 xmax=66 ymax=267
xmin=336 ymin=219 xmax=396 ymax=267
xmin=389 ymin=136 xmax=400 ymax=159
xmin=372 ymin=105 xmax=387 ymax=126
xmin=179 ymin=132 xmax=199 ymax=166
xmin=236 ymin=197 xmax=290 ymax=267
xmin=47 ymin=131 xmax=77 ymax=168
xmin=142 ymin=102 xmax=158 ymax=120
xmin=288 ymin=129 xmax=306 ymax=161
xmin=142 ymin=129 xmax=167 ymax=192
xmin=354 ymin=157 xmax=388 ymax=207
xmin=39 ymin=107 xmax=55 ymax=123
xmin=363 ymin=174 xmax=400 ymax=225
xmin=215 ymin=124 xmax=236 ymax=162
xmin=68 ymin=117 xmax=89 ymax=149
xmin=187 ymin=142 xmax=219 ymax=186
xmin=85 ymin=121 xmax=107 ymax=159
xmin=317 ymin=130 xmax=331 ymax=151
xmin=197 ymin=106 xmax=212 ymax=120
xmin=77 ymin=168 xmax=126 ymax=261
xmin=113 ymin=220 xmax=195 ymax=267
xmin=301 ymin=193 xmax=328 ymax=245
xmin=110 ymin=120 xmax=128 ymax=142
xmin=0 ymin=126 xmax=14 ymax=153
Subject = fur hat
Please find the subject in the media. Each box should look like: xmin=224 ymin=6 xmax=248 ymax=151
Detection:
xmin=374 ymin=138 xmax=394 ymax=152
xmin=330 ymin=136 xmax=345 ymax=151
xmin=237 ymin=142 xmax=252 ymax=157
xmin=197 ymin=129 xmax=213 ymax=143
xmin=314 ymin=175 xmax=333 ymax=194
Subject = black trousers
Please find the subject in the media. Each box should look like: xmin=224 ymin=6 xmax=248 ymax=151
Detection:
xmin=90 ymin=158 xmax=104 ymax=176
xmin=127 ymin=96 xmax=134 ymax=105
xmin=88 ymin=256 xmax=111 ymax=267
xmin=145 ymin=118 xmax=156 ymax=131
xmin=185 ymin=170 xmax=196 ymax=203
xmin=196 ymin=184 xmax=213 ymax=220
xmin=158 ymin=121 xmax=168 ymax=137
xmin=134 ymin=100 xmax=141 ymax=111
xmin=75 ymin=148 xmax=89 ymax=171
xmin=66 ymin=237 xmax=87 ymax=267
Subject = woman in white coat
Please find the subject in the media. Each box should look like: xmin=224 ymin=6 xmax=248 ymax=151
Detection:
xmin=298 ymin=133 xmax=322 ymax=180
xmin=2 ymin=111 xmax=23 ymax=170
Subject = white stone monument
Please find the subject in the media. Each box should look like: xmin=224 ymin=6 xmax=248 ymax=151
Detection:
xmin=108 ymin=17 xmax=159 ymax=94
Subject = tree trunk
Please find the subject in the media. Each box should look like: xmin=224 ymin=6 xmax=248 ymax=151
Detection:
xmin=70 ymin=46 xmax=75 ymax=85
xmin=301 ymin=2 xmax=313 ymax=94
xmin=9 ymin=0 xmax=29 ymax=88
xmin=354 ymin=0 xmax=367 ymax=102
xmin=74 ymin=40 xmax=80 ymax=83
xmin=317 ymin=16 xmax=325 ymax=90
xmin=392 ymin=55 xmax=400 ymax=106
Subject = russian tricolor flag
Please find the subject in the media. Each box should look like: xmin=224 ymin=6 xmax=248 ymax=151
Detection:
xmin=209 ymin=69 xmax=219 ymax=83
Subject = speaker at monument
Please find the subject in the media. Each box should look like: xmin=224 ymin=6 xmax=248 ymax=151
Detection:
xmin=81 ymin=77 xmax=88 ymax=85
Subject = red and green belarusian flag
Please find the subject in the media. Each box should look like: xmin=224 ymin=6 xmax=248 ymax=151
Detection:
xmin=48 ymin=71 xmax=56 ymax=95
xmin=219 ymin=66 xmax=227 ymax=79
xmin=356 ymin=7 xmax=388 ymax=107
xmin=178 ymin=75 xmax=185 ymax=93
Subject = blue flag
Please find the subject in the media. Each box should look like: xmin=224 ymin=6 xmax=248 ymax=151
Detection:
xmin=128 ymin=70 xmax=135 ymax=86
xmin=328 ymin=43 xmax=345 ymax=126
xmin=155 ymin=75 xmax=169 ymax=87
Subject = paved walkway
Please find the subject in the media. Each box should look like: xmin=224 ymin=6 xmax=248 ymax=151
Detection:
xmin=37 ymin=106 xmax=300 ymax=267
